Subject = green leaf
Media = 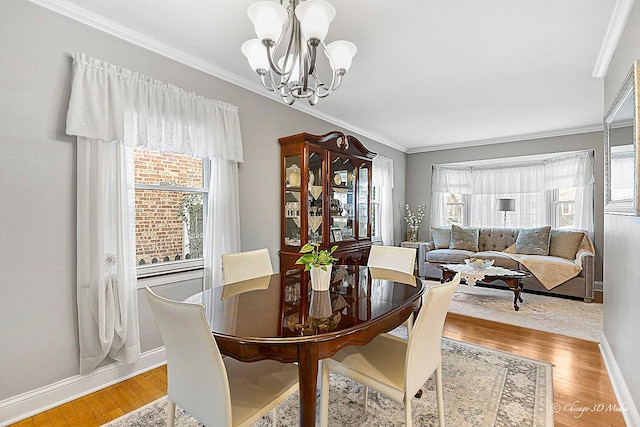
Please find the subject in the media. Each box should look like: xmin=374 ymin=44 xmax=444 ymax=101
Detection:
xmin=299 ymin=243 xmax=314 ymax=253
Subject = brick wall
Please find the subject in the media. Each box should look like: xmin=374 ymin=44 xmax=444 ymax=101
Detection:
xmin=134 ymin=150 xmax=203 ymax=265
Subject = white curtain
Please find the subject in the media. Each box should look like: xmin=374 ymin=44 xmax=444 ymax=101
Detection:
xmin=470 ymin=164 xmax=545 ymax=228
xmin=204 ymin=158 xmax=241 ymax=289
xmin=544 ymin=151 xmax=595 ymax=235
xmin=430 ymin=167 xmax=472 ymax=227
xmin=372 ymin=155 xmax=394 ymax=245
xmin=430 ymin=151 xmax=594 ymax=233
xmin=76 ymin=138 xmax=139 ymax=374
xmin=67 ymin=54 xmax=243 ymax=373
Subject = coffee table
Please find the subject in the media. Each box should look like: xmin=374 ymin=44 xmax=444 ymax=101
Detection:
xmin=437 ymin=264 xmax=532 ymax=311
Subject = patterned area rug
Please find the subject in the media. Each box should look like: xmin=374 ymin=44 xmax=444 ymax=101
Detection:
xmin=104 ymin=336 xmax=553 ymax=427
xmin=425 ymin=280 xmax=603 ymax=342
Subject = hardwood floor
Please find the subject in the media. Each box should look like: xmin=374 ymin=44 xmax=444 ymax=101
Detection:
xmin=13 ymin=312 xmax=625 ymax=426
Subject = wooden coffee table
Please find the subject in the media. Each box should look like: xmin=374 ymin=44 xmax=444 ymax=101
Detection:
xmin=437 ymin=264 xmax=532 ymax=311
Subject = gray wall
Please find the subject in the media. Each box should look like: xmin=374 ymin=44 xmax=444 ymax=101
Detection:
xmin=602 ymin=0 xmax=640 ymax=416
xmin=406 ymin=131 xmax=605 ymax=282
xmin=0 ymin=0 xmax=406 ymax=403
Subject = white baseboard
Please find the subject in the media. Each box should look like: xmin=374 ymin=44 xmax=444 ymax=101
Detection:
xmin=600 ymin=333 xmax=640 ymax=426
xmin=0 ymin=347 xmax=167 ymax=426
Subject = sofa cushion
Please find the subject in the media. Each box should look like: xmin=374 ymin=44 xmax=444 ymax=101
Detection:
xmin=549 ymin=230 xmax=584 ymax=260
xmin=426 ymin=249 xmax=474 ymax=264
xmin=431 ymin=226 xmax=451 ymax=249
xmin=449 ymin=225 xmax=479 ymax=252
xmin=515 ymin=226 xmax=551 ymax=255
xmin=472 ymin=251 xmax=520 ymax=270
xmin=478 ymin=228 xmax=520 ymax=252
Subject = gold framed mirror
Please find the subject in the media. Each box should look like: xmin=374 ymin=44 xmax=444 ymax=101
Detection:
xmin=604 ymin=60 xmax=640 ymax=215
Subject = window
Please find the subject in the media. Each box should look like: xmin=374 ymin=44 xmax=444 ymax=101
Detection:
xmin=431 ymin=151 xmax=594 ymax=234
xmin=446 ymin=193 xmax=465 ymax=225
xmin=551 ymin=188 xmax=576 ymax=229
xmin=134 ymin=149 xmax=208 ymax=274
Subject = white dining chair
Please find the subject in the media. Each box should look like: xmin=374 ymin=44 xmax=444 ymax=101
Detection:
xmin=367 ymin=245 xmax=416 ymax=275
xmin=368 ymin=245 xmax=418 ymax=333
xmin=145 ymin=288 xmax=298 ymax=427
xmin=319 ymin=273 xmax=461 ymax=427
xmin=222 ymin=248 xmax=273 ymax=285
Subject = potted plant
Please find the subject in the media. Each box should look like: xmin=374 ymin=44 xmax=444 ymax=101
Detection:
xmin=296 ymin=243 xmax=338 ymax=291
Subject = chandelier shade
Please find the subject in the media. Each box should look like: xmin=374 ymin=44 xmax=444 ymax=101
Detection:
xmin=247 ymin=1 xmax=288 ymax=42
xmin=241 ymin=0 xmax=356 ymax=106
xmin=326 ymin=41 xmax=357 ymax=72
xmin=294 ymin=0 xmax=335 ymax=42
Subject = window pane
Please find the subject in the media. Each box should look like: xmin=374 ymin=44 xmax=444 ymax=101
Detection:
xmin=134 ymin=149 xmax=203 ymax=188
xmin=446 ymin=193 xmax=463 ymax=225
xmin=557 ymin=188 xmax=576 ymax=229
xmin=135 ymin=190 xmax=204 ymax=265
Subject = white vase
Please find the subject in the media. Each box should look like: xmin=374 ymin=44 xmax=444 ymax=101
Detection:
xmin=310 ymin=265 xmax=332 ymax=291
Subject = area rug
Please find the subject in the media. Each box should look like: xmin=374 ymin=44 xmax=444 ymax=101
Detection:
xmin=103 ymin=337 xmax=553 ymax=427
xmin=425 ymin=280 xmax=603 ymax=342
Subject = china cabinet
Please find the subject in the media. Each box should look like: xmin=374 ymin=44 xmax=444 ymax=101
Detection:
xmin=279 ymin=131 xmax=376 ymax=273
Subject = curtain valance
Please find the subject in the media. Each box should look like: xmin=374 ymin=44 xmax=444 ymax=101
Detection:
xmin=431 ymin=166 xmax=473 ymax=193
xmin=66 ymin=53 xmax=243 ymax=162
xmin=544 ymin=151 xmax=594 ymax=190
xmin=432 ymin=151 xmax=594 ymax=194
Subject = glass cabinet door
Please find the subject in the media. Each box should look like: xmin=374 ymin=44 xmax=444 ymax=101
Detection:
xmin=330 ymin=157 xmax=356 ymax=242
xmin=358 ymin=165 xmax=369 ymax=239
xmin=307 ymin=151 xmax=324 ymax=244
xmin=284 ymin=155 xmax=301 ymax=247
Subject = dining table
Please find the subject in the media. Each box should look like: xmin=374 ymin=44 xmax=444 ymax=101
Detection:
xmin=184 ymin=264 xmax=424 ymax=426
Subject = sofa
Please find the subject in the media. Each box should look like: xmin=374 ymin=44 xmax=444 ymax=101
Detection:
xmin=418 ymin=226 xmax=595 ymax=302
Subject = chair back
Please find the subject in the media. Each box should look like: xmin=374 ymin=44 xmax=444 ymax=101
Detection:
xmin=404 ymin=274 xmax=460 ymax=395
xmin=367 ymin=245 xmax=416 ymax=274
xmin=146 ymin=288 xmax=233 ymax=427
xmin=222 ymin=248 xmax=273 ymax=285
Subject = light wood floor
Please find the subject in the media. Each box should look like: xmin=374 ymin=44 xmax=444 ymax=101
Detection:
xmin=13 ymin=312 xmax=625 ymax=427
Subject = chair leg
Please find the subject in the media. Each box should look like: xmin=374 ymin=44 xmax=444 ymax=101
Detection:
xmin=167 ymin=399 xmax=176 ymax=427
xmin=436 ymin=364 xmax=445 ymax=426
xmin=271 ymin=407 xmax=277 ymax=426
xmin=320 ymin=362 xmax=330 ymax=427
xmin=364 ymin=386 xmax=368 ymax=409
xmin=404 ymin=394 xmax=412 ymax=426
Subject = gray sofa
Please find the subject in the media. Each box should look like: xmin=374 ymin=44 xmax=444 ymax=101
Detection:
xmin=418 ymin=227 xmax=595 ymax=302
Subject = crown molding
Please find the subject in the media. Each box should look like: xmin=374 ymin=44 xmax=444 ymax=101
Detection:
xmin=406 ymin=123 xmax=604 ymax=154
xmin=26 ymin=0 xmax=408 ymax=154
xmin=593 ymin=0 xmax=635 ymax=78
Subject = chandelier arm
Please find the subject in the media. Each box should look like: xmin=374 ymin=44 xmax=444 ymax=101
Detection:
xmin=307 ymin=39 xmax=320 ymax=75
xmin=265 ymin=43 xmax=286 ymax=77
xmin=259 ymin=71 xmax=276 ymax=92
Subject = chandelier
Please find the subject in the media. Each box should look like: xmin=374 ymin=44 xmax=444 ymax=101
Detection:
xmin=241 ymin=0 xmax=356 ymax=106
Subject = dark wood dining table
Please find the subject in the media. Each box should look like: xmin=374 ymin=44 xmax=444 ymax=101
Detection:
xmin=184 ymin=265 xmax=424 ymax=427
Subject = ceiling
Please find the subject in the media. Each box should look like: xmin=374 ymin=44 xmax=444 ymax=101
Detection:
xmin=40 ymin=0 xmax=616 ymax=152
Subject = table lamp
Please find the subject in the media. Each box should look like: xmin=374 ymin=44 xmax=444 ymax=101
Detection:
xmin=497 ymin=198 xmax=515 ymax=227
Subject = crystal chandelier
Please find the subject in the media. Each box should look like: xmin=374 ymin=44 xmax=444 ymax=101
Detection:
xmin=241 ymin=0 xmax=356 ymax=106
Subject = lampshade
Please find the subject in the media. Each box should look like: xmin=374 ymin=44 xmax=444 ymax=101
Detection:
xmin=497 ymin=198 xmax=516 ymax=212
xmin=326 ymin=40 xmax=357 ymax=72
xmin=247 ymin=1 xmax=288 ymax=42
xmin=241 ymin=39 xmax=270 ymax=71
xmin=295 ymin=0 xmax=336 ymax=41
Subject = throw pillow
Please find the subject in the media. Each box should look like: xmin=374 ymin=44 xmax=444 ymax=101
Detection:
xmin=549 ymin=230 xmax=584 ymax=260
xmin=449 ymin=224 xmax=479 ymax=252
xmin=515 ymin=226 xmax=551 ymax=255
xmin=431 ymin=226 xmax=451 ymax=249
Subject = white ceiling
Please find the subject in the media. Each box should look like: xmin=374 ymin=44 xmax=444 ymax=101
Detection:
xmin=40 ymin=0 xmax=617 ymax=152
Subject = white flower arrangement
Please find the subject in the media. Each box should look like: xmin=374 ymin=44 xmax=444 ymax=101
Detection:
xmin=404 ymin=204 xmax=426 ymax=227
